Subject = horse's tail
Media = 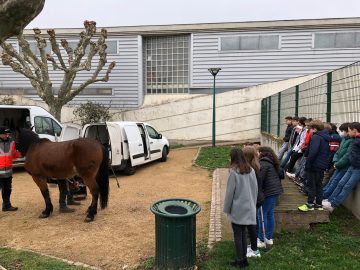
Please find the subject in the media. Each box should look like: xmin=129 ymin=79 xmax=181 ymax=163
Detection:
xmin=97 ymin=145 xmax=109 ymax=209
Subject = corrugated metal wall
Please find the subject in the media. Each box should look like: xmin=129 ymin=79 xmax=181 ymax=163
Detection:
xmin=0 ymin=35 xmax=141 ymax=108
xmin=191 ymin=28 xmax=360 ymax=89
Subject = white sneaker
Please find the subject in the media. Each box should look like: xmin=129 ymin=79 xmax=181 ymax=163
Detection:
xmin=265 ymin=238 xmax=274 ymax=245
xmin=322 ymin=200 xmax=331 ymax=207
xmin=323 ymin=204 xmax=335 ymax=212
xmin=286 ymin=172 xmax=296 ymax=179
xmin=257 ymin=239 xmax=266 ymax=249
xmin=247 ymin=248 xmax=261 ymax=258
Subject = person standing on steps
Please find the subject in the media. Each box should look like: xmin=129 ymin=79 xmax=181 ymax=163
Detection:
xmin=0 ymin=126 xmax=21 ymax=211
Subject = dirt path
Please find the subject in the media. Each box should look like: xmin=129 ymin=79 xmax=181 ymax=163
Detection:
xmin=0 ymin=148 xmax=211 ymax=269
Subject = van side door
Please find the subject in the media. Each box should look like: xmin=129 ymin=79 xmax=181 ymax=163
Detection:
xmin=106 ymin=122 xmax=122 ymax=167
xmin=145 ymin=125 xmax=163 ymax=160
xmin=123 ymin=124 xmax=145 ymax=166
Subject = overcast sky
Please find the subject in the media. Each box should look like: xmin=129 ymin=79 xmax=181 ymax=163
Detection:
xmin=27 ymin=0 xmax=360 ymax=29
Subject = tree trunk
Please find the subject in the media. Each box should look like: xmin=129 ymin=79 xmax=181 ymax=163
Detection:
xmin=48 ymin=102 xmax=63 ymax=122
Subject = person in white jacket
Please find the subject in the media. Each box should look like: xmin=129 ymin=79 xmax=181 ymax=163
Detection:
xmin=224 ymin=148 xmax=258 ymax=268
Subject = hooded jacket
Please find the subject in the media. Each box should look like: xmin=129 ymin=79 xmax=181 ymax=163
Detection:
xmin=283 ymin=124 xmax=293 ymax=142
xmin=305 ymin=130 xmax=331 ymax=172
xmin=258 ymin=157 xmax=283 ymax=201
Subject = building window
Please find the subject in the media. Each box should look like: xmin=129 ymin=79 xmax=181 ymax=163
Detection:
xmin=314 ymin=32 xmax=360 ymax=48
xmin=67 ymin=40 xmax=117 ymax=54
xmin=220 ymin=35 xmax=279 ymax=51
xmin=144 ymin=35 xmax=190 ymax=94
xmin=28 ymin=41 xmax=52 ymax=55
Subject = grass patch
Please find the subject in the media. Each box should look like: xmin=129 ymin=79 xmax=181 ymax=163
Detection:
xmin=0 ymin=247 xmax=87 ymax=270
xmin=199 ymin=207 xmax=360 ymax=269
xmin=195 ymin=145 xmax=242 ymax=170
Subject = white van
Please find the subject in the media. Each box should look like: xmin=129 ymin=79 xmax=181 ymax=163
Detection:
xmin=62 ymin=121 xmax=170 ymax=175
xmin=0 ymin=105 xmax=62 ymax=166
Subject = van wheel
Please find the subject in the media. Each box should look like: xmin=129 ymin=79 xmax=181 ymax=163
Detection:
xmin=160 ymin=146 xmax=168 ymax=162
xmin=124 ymin=161 xmax=136 ymax=175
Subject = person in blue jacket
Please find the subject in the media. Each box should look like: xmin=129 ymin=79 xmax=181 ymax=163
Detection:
xmin=298 ymin=120 xmax=331 ymax=211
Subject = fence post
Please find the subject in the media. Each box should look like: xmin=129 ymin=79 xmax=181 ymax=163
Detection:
xmin=268 ymin=96 xmax=271 ymax=133
xmin=295 ymin=85 xmax=299 ymax=117
xmin=326 ymin=72 xmax=332 ymax=122
xmin=277 ymin=92 xmax=281 ymax=137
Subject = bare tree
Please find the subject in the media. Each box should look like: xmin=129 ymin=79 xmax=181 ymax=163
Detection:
xmin=1 ymin=20 xmax=116 ymax=120
xmin=0 ymin=0 xmax=45 ymax=43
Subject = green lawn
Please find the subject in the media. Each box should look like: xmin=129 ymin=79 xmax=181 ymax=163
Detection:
xmin=195 ymin=145 xmax=242 ymax=170
xmin=0 ymin=248 xmax=88 ymax=270
xmin=199 ymin=207 xmax=360 ymax=270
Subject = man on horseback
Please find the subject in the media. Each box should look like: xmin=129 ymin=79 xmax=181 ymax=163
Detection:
xmin=0 ymin=126 xmax=20 ymax=211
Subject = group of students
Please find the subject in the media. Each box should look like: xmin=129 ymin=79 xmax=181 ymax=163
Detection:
xmin=223 ymin=145 xmax=283 ymax=268
xmin=278 ymin=116 xmax=360 ymax=212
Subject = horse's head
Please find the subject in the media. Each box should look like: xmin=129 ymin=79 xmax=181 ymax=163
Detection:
xmin=17 ymin=128 xmax=41 ymax=156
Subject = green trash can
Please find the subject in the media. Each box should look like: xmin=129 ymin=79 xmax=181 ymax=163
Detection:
xmin=150 ymin=198 xmax=201 ymax=269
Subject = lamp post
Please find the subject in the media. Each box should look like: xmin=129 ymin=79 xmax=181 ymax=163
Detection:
xmin=208 ymin=67 xmax=221 ymax=147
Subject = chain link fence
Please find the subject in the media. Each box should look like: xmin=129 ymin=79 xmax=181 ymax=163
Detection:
xmin=261 ymin=61 xmax=360 ymax=137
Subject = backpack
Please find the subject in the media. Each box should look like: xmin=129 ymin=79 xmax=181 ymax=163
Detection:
xmin=329 ymin=140 xmax=340 ymax=152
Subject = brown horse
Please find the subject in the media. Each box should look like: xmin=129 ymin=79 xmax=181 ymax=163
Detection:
xmin=17 ymin=128 xmax=109 ymax=222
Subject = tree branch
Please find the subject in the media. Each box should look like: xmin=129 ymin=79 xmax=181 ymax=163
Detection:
xmin=47 ymin=29 xmax=67 ymax=70
xmin=65 ymin=61 xmax=115 ymax=102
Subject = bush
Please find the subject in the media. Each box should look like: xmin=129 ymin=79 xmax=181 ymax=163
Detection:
xmin=0 ymin=95 xmax=15 ymax=105
xmin=73 ymin=101 xmax=111 ymax=126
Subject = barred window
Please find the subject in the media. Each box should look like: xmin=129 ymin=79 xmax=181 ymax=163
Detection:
xmin=144 ymin=35 xmax=190 ymax=94
xmin=220 ymin=35 xmax=279 ymax=51
xmin=314 ymin=32 xmax=360 ymax=48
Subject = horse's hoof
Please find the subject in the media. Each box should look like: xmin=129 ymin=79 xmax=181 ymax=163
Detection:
xmin=39 ymin=213 xmax=50 ymax=218
xmin=84 ymin=216 xmax=94 ymax=222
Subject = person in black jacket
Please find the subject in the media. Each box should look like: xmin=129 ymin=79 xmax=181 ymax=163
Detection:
xmin=298 ymin=120 xmax=331 ymax=212
xmin=277 ymin=116 xmax=293 ymax=160
xmin=257 ymin=146 xmax=283 ymax=248
xmin=280 ymin=117 xmax=300 ymax=168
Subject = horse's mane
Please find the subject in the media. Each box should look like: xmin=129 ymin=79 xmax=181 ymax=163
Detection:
xmin=17 ymin=128 xmax=44 ymax=156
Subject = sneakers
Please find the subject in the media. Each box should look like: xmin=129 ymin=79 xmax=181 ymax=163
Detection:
xmin=247 ymin=248 xmax=261 ymax=258
xmin=257 ymin=239 xmax=266 ymax=249
xmin=298 ymin=203 xmax=314 ymax=212
xmin=314 ymin=204 xmax=323 ymax=211
xmin=322 ymin=199 xmax=331 ymax=207
xmin=323 ymin=203 xmax=335 ymax=212
xmin=265 ymin=238 xmax=274 ymax=245
xmin=286 ymin=172 xmax=296 ymax=179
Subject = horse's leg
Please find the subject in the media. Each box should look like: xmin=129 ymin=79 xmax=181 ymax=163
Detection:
xmin=33 ymin=176 xmax=53 ymax=218
xmin=83 ymin=177 xmax=99 ymax=222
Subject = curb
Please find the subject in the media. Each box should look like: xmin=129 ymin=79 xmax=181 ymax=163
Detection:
xmin=2 ymin=246 xmax=102 ymax=270
xmin=207 ymin=168 xmax=222 ymax=248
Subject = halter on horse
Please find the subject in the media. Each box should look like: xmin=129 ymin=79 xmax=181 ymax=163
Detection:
xmin=17 ymin=128 xmax=109 ymax=222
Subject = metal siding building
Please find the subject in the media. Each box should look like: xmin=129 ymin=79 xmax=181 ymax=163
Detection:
xmin=1 ymin=18 xmax=360 ymax=108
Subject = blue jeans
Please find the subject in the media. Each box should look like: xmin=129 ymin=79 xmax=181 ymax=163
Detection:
xmin=323 ymin=169 xmax=347 ymax=199
xmin=295 ymin=156 xmax=306 ymax=177
xmin=281 ymin=149 xmax=293 ymax=168
xmin=257 ymin=195 xmax=278 ymax=241
xmin=278 ymin=142 xmax=288 ymax=160
xmin=328 ymin=167 xmax=360 ymax=207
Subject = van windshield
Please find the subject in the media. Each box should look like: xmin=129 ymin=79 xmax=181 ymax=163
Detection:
xmin=34 ymin=116 xmax=62 ymax=136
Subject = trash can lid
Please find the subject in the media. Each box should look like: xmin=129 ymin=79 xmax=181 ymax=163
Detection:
xmin=150 ymin=198 xmax=201 ymax=218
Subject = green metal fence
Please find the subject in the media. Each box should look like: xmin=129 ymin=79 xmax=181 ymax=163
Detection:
xmin=261 ymin=61 xmax=360 ymax=137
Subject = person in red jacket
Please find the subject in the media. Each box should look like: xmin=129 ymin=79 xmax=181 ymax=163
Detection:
xmin=0 ymin=126 xmax=21 ymax=211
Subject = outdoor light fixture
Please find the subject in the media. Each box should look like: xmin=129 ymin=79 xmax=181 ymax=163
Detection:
xmin=208 ymin=67 xmax=221 ymax=147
